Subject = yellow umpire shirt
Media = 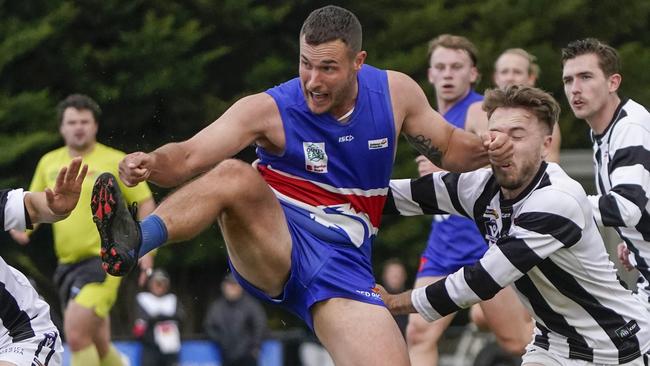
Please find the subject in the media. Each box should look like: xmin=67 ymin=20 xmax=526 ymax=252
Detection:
xmin=29 ymin=143 xmax=153 ymax=264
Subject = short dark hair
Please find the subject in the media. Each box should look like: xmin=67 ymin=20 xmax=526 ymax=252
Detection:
xmin=483 ymin=85 xmax=559 ymax=135
xmin=57 ymin=94 xmax=101 ymax=124
xmin=561 ymin=38 xmax=620 ymax=77
xmin=300 ymin=5 xmax=362 ymax=55
xmin=428 ymin=34 xmax=478 ymax=67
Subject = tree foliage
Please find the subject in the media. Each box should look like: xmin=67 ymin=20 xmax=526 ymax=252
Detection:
xmin=2 ymin=0 xmax=650 ymax=334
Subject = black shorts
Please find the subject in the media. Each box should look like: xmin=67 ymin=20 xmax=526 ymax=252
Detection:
xmin=53 ymin=256 xmax=106 ymax=310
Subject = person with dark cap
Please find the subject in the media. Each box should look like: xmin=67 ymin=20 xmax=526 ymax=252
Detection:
xmin=204 ymin=273 xmax=268 ymax=366
xmin=134 ymin=269 xmax=183 ymax=366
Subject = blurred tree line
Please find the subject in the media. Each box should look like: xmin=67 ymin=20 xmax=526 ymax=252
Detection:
xmin=1 ymin=0 xmax=650 ymax=336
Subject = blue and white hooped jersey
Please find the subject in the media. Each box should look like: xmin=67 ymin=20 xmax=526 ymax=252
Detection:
xmin=258 ymin=64 xmax=396 ymax=257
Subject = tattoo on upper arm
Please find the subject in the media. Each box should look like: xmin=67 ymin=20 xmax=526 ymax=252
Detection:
xmin=405 ymin=134 xmax=442 ymax=166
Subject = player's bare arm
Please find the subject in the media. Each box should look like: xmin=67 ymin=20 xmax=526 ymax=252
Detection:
xmin=24 ymin=157 xmax=87 ymax=223
xmin=388 ymin=71 xmax=511 ymax=172
xmin=120 ymin=93 xmax=283 ymax=188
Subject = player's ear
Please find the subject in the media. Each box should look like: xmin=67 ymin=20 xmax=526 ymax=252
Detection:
xmin=353 ymin=51 xmax=367 ymax=71
xmin=541 ymin=132 xmax=552 ymax=160
xmin=608 ymin=73 xmax=621 ymax=93
xmin=469 ymin=66 xmax=479 ymax=84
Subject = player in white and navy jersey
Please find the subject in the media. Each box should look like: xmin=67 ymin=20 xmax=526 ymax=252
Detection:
xmin=562 ymin=38 xmax=650 ymax=312
xmin=0 ymin=157 xmax=86 ymax=366
xmin=381 ymin=86 xmax=650 ymax=365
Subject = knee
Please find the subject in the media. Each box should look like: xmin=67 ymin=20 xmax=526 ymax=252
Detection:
xmin=406 ymin=314 xmax=442 ymax=347
xmin=470 ymin=304 xmax=489 ymax=330
xmin=492 ymin=318 xmax=533 ymax=356
xmin=494 ymin=334 xmax=528 ymax=356
xmin=211 ymin=159 xmax=256 ymax=181
xmin=64 ymin=324 xmax=93 ymax=351
xmin=206 ymin=159 xmax=260 ymax=195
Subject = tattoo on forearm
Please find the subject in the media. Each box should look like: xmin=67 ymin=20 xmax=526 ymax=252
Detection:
xmin=405 ymin=134 xmax=442 ymax=166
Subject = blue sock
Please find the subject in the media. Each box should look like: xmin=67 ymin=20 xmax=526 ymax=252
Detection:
xmin=139 ymin=215 xmax=168 ymax=257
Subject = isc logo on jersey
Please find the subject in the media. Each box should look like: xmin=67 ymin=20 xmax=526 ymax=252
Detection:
xmin=303 ymin=142 xmax=328 ymax=173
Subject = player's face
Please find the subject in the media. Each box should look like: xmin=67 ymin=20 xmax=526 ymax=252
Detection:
xmin=493 ymin=53 xmax=535 ymax=89
xmin=428 ymin=47 xmax=478 ymax=104
xmin=562 ymin=53 xmax=619 ymax=122
xmin=59 ymin=107 xmax=98 ymax=151
xmin=488 ymin=107 xmax=551 ymax=195
xmin=299 ymin=36 xmax=366 ymax=117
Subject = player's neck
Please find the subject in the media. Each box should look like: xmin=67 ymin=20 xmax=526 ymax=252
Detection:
xmin=332 ymin=83 xmax=358 ymax=123
xmin=437 ymin=88 xmax=471 ymax=116
xmin=67 ymin=141 xmax=97 ymax=157
xmin=587 ymin=94 xmax=621 ymax=135
xmin=501 ymin=186 xmax=524 ymax=201
xmin=500 ymin=163 xmax=543 ymax=201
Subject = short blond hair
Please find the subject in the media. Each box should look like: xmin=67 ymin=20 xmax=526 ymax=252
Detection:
xmin=497 ymin=48 xmax=540 ymax=78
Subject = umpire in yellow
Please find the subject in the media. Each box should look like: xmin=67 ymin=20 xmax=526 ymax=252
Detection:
xmin=11 ymin=94 xmax=155 ymax=366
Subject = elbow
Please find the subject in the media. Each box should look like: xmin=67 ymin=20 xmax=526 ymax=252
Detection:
xmin=440 ymin=149 xmax=488 ymax=173
xmin=624 ymin=209 xmax=643 ymax=227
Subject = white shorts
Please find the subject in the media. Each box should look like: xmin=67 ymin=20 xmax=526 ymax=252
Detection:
xmin=522 ymin=344 xmax=647 ymax=366
xmin=0 ymin=331 xmax=62 ymax=366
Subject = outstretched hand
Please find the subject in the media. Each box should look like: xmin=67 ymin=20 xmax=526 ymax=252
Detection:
xmin=47 ymin=157 xmax=88 ymax=217
xmin=119 ymin=152 xmax=153 ymax=187
xmin=481 ymin=131 xmax=513 ymax=167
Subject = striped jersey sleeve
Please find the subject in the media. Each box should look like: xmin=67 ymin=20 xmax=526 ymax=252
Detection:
xmin=589 ymin=118 xmax=650 ymax=229
xmin=386 ymin=168 xmax=493 ymax=218
xmin=1 ymin=189 xmax=27 ymax=232
xmin=412 ymin=187 xmax=585 ymax=322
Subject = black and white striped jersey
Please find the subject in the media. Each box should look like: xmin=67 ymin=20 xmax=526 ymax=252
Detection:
xmin=387 ymin=162 xmax=650 ymax=364
xmin=1 ymin=188 xmax=27 ymax=232
xmin=588 ymin=98 xmax=650 ymax=305
xmin=1 ymin=188 xmax=61 ymax=350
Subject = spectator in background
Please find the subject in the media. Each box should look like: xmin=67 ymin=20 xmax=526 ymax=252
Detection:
xmin=204 ymin=273 xmax=268 ymax=366
xmin=134 ymin=269 xmax=183 ymax=366
xmin=380 ymin=258 xmax=408 ymax=337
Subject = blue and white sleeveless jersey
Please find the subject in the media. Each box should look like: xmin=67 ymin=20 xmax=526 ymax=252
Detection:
xmin=258 ymin=64 xmax=396 ymax=261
